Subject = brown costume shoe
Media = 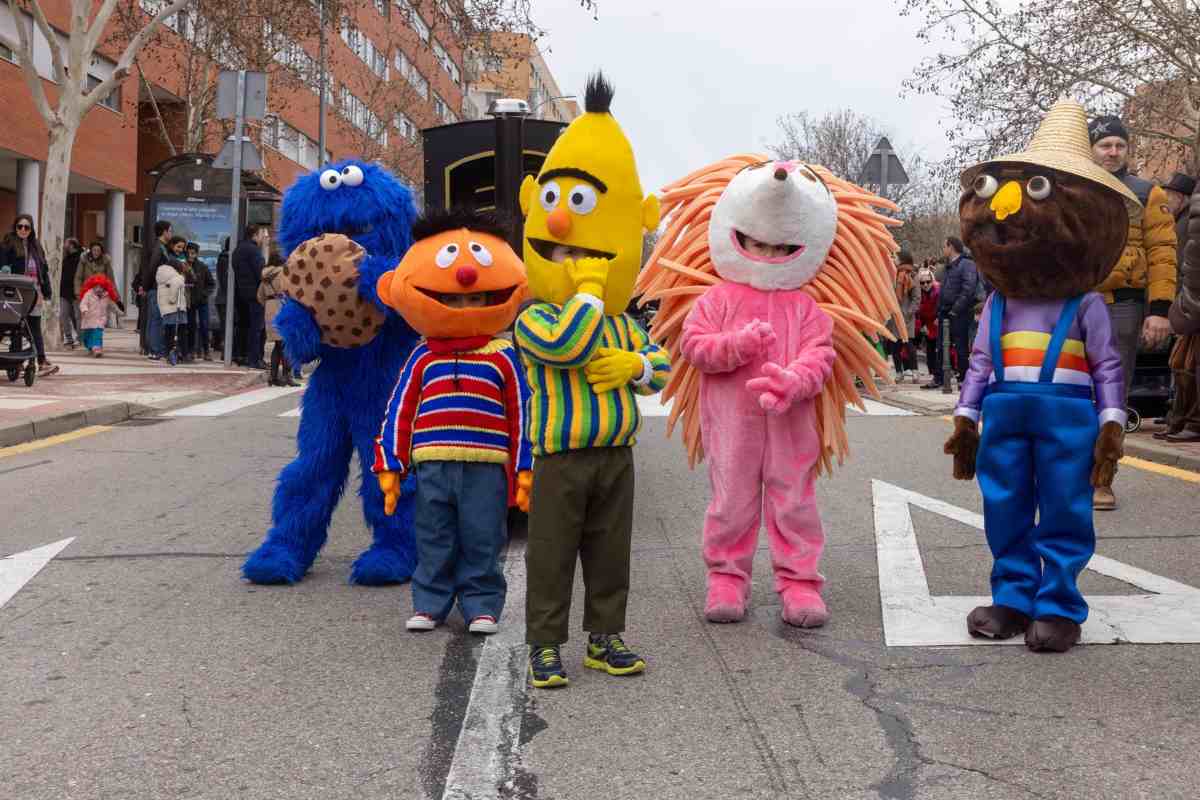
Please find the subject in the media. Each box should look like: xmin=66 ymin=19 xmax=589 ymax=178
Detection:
xmin=967 ymin=605 xmax=1031 ymax=640
xmin=1025 ymin=617 xmax=1082 ymax=653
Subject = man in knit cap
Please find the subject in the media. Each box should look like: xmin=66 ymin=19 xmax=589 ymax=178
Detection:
xmin=1088 ymin=115 xmax=1177 ymax=509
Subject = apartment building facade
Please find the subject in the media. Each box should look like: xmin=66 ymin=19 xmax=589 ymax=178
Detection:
xmin=0 ymin=0 xmax=531 ymax=295
xmin=467 ymin=33 xmax=579 ymax=123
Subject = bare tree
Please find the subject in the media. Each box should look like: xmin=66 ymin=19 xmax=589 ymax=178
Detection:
xmin=769 ymin=107 xmax=960 ymax=259
xmin=900 ymin=0 xmax=1200 ymax=175
xmin=5 ymin=0 xmax=190 ymax=342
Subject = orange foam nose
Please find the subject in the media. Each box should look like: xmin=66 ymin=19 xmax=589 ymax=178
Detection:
xmin=455 ymin=266 xmax=478 ymax=287
xmin=547 ymin=207 xmax=572 ymax=239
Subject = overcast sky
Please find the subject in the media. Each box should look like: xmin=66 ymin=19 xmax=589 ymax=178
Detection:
xmin=532 ymin=0 xmax=954 ymax=193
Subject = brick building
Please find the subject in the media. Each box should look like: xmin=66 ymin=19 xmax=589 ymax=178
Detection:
xmin=0 ymin=0 xmax=571 ymax=297
xmin=467 ymin=33 xmax=579 ymax=123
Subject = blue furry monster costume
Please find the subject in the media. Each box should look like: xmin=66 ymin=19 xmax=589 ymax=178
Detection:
xmin=241 ymin=160 xmax=420 ymax=585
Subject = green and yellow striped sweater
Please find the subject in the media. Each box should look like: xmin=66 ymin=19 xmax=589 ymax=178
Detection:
xmin=515 ymin=295 xmax=670 ymax=456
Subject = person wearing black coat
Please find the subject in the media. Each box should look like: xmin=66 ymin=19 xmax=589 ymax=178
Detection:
xmin=0 ymin=214 xmax=57 ymax=374
xmin=59 ymin=238 xmax=82 ymax=348
xmin=213 ymin=237 xmax=230 ymax=355
xmin=924 ymin=236 xmax=980 ymax=388
xmin=232 ymin=225 xmax=269 ymax=368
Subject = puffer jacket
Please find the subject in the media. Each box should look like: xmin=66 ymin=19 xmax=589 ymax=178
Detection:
xmin=157 ymin=263 xmax=188 ymax=315
xmin=1096 ymin=170 xmax=1177 ymax=314
xmin=256 ymin=265 xmax=285 ymax=343
xmin=1170 ymin=185 xmax=1200 ymax=336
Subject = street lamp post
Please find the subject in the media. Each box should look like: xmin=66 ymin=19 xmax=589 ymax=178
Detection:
xmin=317 ymin=0 xmax=327 ymax=167
xmin=529 ymin=94 xmax=576 ymax=120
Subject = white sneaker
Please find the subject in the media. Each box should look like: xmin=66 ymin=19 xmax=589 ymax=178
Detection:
xmin=468 ymin=615 xmax=499 ymax=635
xmin=406 ymin=613 xmax=438 ymax=632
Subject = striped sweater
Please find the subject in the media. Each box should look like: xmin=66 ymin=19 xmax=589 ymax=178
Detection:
xmin=515 ymin=294 xmax=671 ymax=456
xmin=372 ymin=340 xmax=533 ymax=488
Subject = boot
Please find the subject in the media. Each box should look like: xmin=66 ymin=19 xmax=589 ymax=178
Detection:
xmin=704 ymin=574 xmax=747 ymax=623
xmin=1093 ymin=486 xmax=1117 ymax=511
xmin=967 ymin=605 xmax=1031 ymax=640
xmin=779 ymin=581 xmax=828 ymax=628
xmin=1025 ymin=617 xmax=1082 ymax=653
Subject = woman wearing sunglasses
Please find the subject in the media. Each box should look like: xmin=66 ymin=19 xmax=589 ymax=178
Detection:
xmin=0 ymin=214 xmax=58 ymax=375
xmin=915 ymin=266 xmax=940 ymax=384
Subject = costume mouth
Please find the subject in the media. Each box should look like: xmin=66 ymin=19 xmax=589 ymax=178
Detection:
xmin=976 ymin=222 xmax=1028 ymax=248
xmin=527 ymin=238 xmax=616 ymax=263
xmin=731 ymin=230 xmax=805 ymax=263
xmin=417 ymin=286 xmax=517 ymax=308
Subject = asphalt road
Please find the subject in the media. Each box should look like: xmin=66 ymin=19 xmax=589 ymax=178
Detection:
xmin=2 ymin=393 xmax=1200 ymax=800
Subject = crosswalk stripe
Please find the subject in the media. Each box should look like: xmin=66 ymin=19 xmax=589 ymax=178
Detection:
xmin=278 ymin=407 xmax=302 ymax=418
xmin=164 ymin=386 xmax=304 ymax=417
xmin=848 ymin=398 xmax=916 ymax=417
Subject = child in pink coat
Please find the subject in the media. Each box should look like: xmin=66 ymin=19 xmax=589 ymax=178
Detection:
xmin=78 ymin=274 xmax=123 ymax=357
xmin=679 ymin=161 xmax=839 ymax=627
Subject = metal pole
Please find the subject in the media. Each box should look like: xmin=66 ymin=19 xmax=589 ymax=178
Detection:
xmin=317 ymin=0 xmax=327 ymax=167
xmin=223 ymin=70 xmax=246 ymax=367
xmin=941 ymin=316 xmax=955 ymax=394
xmin=879 ymin=145 xmax=889 ymax=203
xmin=493 ymin=111 xmax=526 ymax=253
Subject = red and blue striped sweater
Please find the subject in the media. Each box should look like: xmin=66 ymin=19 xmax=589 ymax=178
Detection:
xmin=372 ymin=338 xmax=533 ymax=499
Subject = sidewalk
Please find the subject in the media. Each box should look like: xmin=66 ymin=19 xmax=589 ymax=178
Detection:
xmin=878 ymin=370 xmax=1200 ymax=472
xmin=0 ymin=322 xmax=265 ymax=447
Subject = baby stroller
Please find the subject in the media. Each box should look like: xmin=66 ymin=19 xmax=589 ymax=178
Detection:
xmin=0 ymin=273 xmax=39 ymax=387
xmin=1124 ymin=343 xmax=1173 ymax=433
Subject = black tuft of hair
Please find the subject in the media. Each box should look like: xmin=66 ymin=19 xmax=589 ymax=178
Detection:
xmin=584 ymin=72 xmax=614 ymax=114
xmin=411 ymin=207 xmax=514 ymax=244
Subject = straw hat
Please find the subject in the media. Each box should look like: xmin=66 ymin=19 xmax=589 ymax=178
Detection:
xmin=960 ymin=99 xmax=1142 ymax=222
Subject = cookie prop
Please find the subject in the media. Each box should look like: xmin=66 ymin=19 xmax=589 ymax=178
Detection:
xmin=284 ymin=233 xmax=385 ymax=348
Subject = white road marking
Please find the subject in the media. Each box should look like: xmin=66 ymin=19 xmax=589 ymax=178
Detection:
xmin=278 ymin=407 xmax=302 ymax=418
xmin=164 ymin=386 xmax=304 ymax=417
xmin=872 ymin=480 xmax=1200 ymax=647
xmin=637 ymin=395 xmax=672 ymax=417
xmin=0 ymin=538 xmax=74 ymax=611
xmin=442 ymin=537 xmax=528 ymax=799
xmin=848 ymin=398 xmax=916 ymax=416
xmin=0 ymin=398 xmax=55 ymax=410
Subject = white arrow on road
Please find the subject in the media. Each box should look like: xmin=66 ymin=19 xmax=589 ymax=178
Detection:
xmin=872 ymin=481 xmax=1200 ymax=646
xmin=0 ymin=538 xmax=74 ymax=611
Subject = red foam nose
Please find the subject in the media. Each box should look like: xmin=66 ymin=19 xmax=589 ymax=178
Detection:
xmin=455 ymin=266 xmax=478 ymax=287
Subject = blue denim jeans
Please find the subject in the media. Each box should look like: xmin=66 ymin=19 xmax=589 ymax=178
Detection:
xmin=147 ymin=291 xmax=164 ymax=356
xmin=412 ymin=460 xmax=509 ymax=622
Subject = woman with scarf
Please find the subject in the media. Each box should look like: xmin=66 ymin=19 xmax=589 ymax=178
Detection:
xmin=0 ymin=214 xmax=58 ymax=375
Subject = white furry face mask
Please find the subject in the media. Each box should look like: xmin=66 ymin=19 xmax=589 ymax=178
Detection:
xmin=707 ymin=160 xmax=838 ymax=291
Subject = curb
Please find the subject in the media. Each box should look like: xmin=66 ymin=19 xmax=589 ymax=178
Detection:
xmin=1124 ymin=439 xmax=1200 ymax=472
xmin=0 ymin=370 xmax=266 ymax=450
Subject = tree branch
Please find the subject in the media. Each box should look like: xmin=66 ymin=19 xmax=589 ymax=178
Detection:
xmin=81 ymin=0 xmax=191 ymax=116
xmin=4 ymin=0 xmax=55 ymax=122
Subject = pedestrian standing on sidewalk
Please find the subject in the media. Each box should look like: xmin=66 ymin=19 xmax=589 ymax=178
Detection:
xmin=257 ymin=252 xmax=296 ymax=386
xmin=1164 ymin=174 xmax=1200 ymax=443
xmin=157 ymin=255 xmax=189 ymax=367
xmin=916 ymin=266 xmax=941 ymax=383
xmin=887 ymin=249 xmax=920 ymax=382
xmin=185 ymin=242 xmax=214 ymax=361
xmin=78 ymin=274 xmax=124 ymax=357
xmin=233 ymin=225 xmax=269 ymax=369
xmin=135 ymin=221 xmax=173 ymax=359
xmin=923 ymin=237 xmax=977 ymax=389
xmin=1088 ymin=115 xmax=1177 ymax=509
xmin=0 ymin=214 xmax=58 ymax=376
xmin=166 ymin=238 xmax=195 ymax=363
xmin=74 ymin=241 xmax=116 ymax=297
xmin=59 ymin=238 xmax=82 ymax=349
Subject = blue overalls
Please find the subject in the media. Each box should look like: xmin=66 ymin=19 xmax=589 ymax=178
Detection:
xmin=976 ymin=294 xmax=1097 ymax=624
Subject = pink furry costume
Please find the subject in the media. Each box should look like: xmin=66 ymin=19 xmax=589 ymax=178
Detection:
xmin=639 ymin=156 xmax=903 ymax=627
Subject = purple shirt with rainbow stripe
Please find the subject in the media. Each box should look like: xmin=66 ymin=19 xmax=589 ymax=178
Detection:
xmin=954 ymin=292 xmax=1127 ymax=427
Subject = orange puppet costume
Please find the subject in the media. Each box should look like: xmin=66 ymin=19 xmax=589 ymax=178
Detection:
xmin=373 ymin=209 xmax=531 ymax=632
xmin=640 ymin=156 xmax=902 ymax=627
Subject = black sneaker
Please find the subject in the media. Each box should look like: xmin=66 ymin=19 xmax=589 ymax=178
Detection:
xmin=921 ymin=380 xmax=942 ymax=390
xmin=584 ymin=634 xmax=645 ymax=676
xmin=529 ymin=645 xmax=569 ymax=688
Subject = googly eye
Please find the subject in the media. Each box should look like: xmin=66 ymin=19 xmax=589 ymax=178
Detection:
xmin=435 ymin=243 xmax=459 ymax=269
xmin=1026 ymin=175 xmax=1052 ymax=200
xmin=539 ymin=181 xmax=561 ymax=212
xmin=320 ymin=169 xmax=341 ymax=191
xmin=973 ymin=174 xmax=999 ymax=199
xmin=468 ymin=241 xmax=493 ymax=267
xmin=567 ymin=184 xmax=598 ymax=215
xmin=341 ymin=165 xmax=364 ymax=187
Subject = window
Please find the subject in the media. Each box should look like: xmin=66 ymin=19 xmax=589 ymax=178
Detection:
xmin=395 ymin=112 xmax=418 ymax=141
xmin=0 ymin=40 xmax=14 ymax=63
xmin=431 ymin=39 xmax=460 ymax=83
xmin=85 ymin=74 xmax=121 ymax=111
xmin=341 ymin=21 xmax=387 ymax=79
xmin=438 ymin=0 xmax=462 ymax=35
xmin=337 ymin=86 xmax=388 ymax=146
xmin=395 ymin=50 xmax=428 ymax=99
xmin=373 ymin=0 xmax=388 ymax=17
xmin=433 ymin=92 xmax=455 ymax=123
xmin=395 ymin=0 xmax=429 ymax=42
xmin=265 ymin=117 xmax=323 ymax=169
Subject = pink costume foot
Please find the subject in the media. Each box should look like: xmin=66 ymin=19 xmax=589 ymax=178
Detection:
xmin=780 ymin=582 xmax=828 ymax=628
xmin=704 ymin=575 xmax=747 ymax=623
